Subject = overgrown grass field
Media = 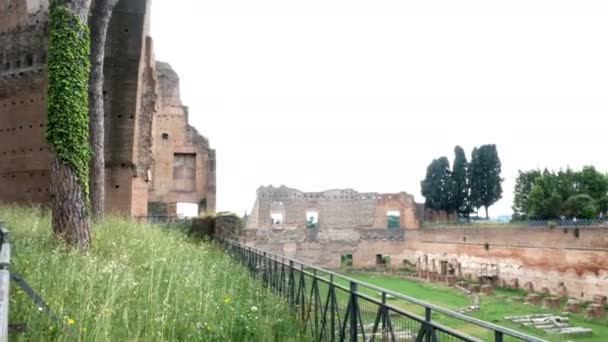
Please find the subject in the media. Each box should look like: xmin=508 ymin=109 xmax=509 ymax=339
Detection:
xmin=1 ymin=205 xmax=308 ymax=341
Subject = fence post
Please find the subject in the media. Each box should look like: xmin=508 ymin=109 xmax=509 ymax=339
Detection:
xmin=330 ymin=274 xmax=335 ymax=342
xmin=495 ymin=331 xmax=504 ymax=342
xmin=382 ymin=291 xmax=388 ymax=339
xmin=425 ymin=307 xmax=432 ymax=342
xmin=289 ymin=260 xmax=295 ymax=309
xmin=350 ymin=281 xmax=358 ymax=342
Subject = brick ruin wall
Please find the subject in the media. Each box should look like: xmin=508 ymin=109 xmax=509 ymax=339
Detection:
xmin=0 ymin=0 xmax=215 ymax=216
xmin=243 ymin=186 xmax=608 ymax=301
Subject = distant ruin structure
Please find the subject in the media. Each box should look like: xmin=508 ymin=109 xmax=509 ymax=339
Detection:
xmin=243 ymin=185 xmax=608 ymax=301
xmin=0 ymin=0 xmax=215 ymax=217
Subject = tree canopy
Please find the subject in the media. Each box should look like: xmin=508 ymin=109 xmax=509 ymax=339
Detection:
xmin=469 ymin=144 xmax=503 ymax=218
xmin=514 ymin=166 xmax=608 ymax=220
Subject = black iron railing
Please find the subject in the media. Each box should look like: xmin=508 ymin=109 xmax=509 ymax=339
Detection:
xmin=221 ymin=239 xmax=546 ymax=342
xmin=0 ymin=222 xmax=10 ymax=342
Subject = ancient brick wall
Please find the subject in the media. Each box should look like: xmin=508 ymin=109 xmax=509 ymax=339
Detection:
xmin=0 ymin=0 xmax=50 ymax=204
xmin=246 ymin=185 xmax=420 ymax=230
xmin=147 ymin=61 xmax=214 ymax=215
xmin=396 ymin=227 xmax=608 ymax=301
xmin=0 ymin=0 xmax=216 ymax=217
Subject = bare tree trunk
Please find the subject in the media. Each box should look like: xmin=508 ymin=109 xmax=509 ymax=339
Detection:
xmin=50 ymin=153 xmax=91 ymax=248
xmin=485 ymin=205 xmax=489 ymax=220
xmin=47 ymin=0 xmax=92 ymax=248
xmin=89 ymin=0 xmax=119 ymax=219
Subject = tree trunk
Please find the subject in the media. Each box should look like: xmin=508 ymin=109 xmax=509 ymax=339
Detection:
xmin=89 ymin=0 xmax=118 ymax=219
xmin=47 ymin=0 xmax=92 ymax=248
xmin=485 ymin=206 xmax=489 ymax=220
xmin=50 ymin=152 xmax=91 ymax=248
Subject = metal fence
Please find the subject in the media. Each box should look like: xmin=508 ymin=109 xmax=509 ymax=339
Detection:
xmin=526 ymin=219 xmax=607 ymax=227
xmin=0 ymin=222 xmax=10 ymax=342
xmin=221 ymin=239 xmax=546 ymax=342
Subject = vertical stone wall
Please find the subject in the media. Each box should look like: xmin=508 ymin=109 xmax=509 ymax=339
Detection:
xmin=147 ymin=61 xmax=214 ymax=215
xmin=0 ymin=0 xmax=50 ymax=205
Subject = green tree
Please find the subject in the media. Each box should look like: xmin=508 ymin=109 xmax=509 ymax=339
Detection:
xmin=576 ymin=166 xmax=608 ymax=200
xmin=469 ymin=144 xmax=503 ymax=219
xmin=421 ymin=157 xmax=455 ymax=213
xmin=562 ymin=194 xmax=599 ymax=219
xmin=527 ymin=170 xmax=562 ymax=219
xmin=512 ymin=169 xmax=541 ymax=220
xmin=452 ymin=146 xmax=471 ymax=220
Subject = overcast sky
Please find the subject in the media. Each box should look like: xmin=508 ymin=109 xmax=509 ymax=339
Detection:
xmin=150 ymin=1 xmax=608 ymax=217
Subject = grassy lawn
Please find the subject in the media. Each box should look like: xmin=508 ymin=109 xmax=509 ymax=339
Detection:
xmin=1 ymin=205 xmax=309 ymax=341
xmin=342 ymin=272 xmax=608 ymax=342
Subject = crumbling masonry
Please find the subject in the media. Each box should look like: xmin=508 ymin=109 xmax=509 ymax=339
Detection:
xmin=244 ymin=185 xmax=608 ymax=301
xmin=0 ymin=0 xmax=215 ymax=216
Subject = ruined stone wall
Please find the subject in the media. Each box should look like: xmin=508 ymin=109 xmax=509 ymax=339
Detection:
xmin=1 ymin=0 xmax=216 ymax=217
xmin=102 ymin=0 xmax=152 ymax=216
xmin=245 ymin=224 xmax=608 ymax=301
xmin=0 ymin=0 xmax=50 ymax=204
xmin=246 ymin=185 xmax=420 ymax=230
xmin=243 ymin=186 xmax=607 ymax=301
xmin=396 ymin=228 xmax=608 ymax=301
xmin=147 ymin=61 xmax=214 ymax=215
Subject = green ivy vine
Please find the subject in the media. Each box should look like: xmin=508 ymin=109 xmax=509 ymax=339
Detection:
xmin=46 ymin=5 xmax=92 ymax=201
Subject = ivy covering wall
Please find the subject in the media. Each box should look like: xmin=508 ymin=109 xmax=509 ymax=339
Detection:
xmin=46 ymin=5 xmax=92 ymax=200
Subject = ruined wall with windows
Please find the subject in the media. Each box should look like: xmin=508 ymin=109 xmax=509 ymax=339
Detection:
xmin=147 ymin=62 xmax=216 ymax=216
xmin=0 ymin=0 xmax=215 ymax=217
xmin=243 ymin=185 xmax=420 ymax=267
xmin=242 ymin=185 xmax=607 ymax=301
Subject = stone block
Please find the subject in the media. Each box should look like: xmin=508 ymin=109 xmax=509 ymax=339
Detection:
xmin=543 ymin=297 xmax=561 ymax=310
xmin=593 ymin=294 xmax=607 ymax=306
xmin=445 ymin=275 xmax=457 ymax=286
xmin=481 ymin=284 xmax=494 ymax=295
xmin=470 ymin=284 xmax=481 ymax=293
xmin=526 ymin=293 xmax=541 ymax=305
xmin=556 ymin=284 xmax=568 ymax=298
xmin=540 ymin=287 xmax=551 ymax=295
xmin=586 ymin=303 xmax=606 ymax=320
xmin=509 ymin=278 xmax=519 ymax=289
xmin=523 ymin=281 xmax=534 ymax=292
xmin=457 ymin=281 xmax=469 ymax=289
xmin=566 ymin=299 xmax=582 ymax=313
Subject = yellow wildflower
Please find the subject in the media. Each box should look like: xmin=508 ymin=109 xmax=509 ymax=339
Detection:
xmin=67 ymin=318 xmax=75 ymax=326
xmin=224 ymin=297 xmax=231 ymax=304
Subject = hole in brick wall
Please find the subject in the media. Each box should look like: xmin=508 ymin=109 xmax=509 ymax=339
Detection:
xmin=115 ymin=185 xmax=120 ymax=189
xmin=26 ymin=55 xmax=33 ymax=66
xmin=341 ymin=254 xmax=353 ymax=267
xmin=30 ymin=99 xmax=33 ymax=103
xmin=305 ymin=210 xmax=318 ymax=229
xmin=387 ymin=210 xmax=400 ymax=229
xmin=161 ymin=133 xmax=168 ymax=140
xmin=125 ymin=28 xmax=129 ymax=32
xmin=29 ymin=125 xmax=32 ymax=128
xmin=574 ymin=228 xmax=580 ymax=238
xmin=463 ymin=236 xmax=467 ymax=242
xmin=376 ymin=254 xmax=388 ymax=265
xmin=117 ymin=115 xmax=122 ymax=118
xmin=129 ymin=115 xmax=134 ymax=119
xmin=484 ymin=242 xmax=490 ymax=251
xmin=121 ymin=163 xmax=126 ymax=167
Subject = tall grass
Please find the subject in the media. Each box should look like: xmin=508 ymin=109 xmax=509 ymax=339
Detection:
xmin=0 ymin=205 xmax=308 ymax=341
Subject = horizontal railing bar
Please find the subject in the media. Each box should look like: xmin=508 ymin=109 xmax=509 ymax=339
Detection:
xmin=226 ymin=240 xmax=546 ymax=342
